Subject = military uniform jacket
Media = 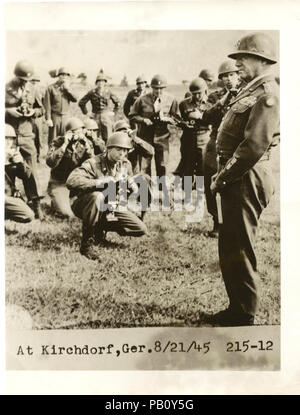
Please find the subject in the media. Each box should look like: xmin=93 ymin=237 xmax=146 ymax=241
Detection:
xmin=66 ymin=154 xmax=133 ymax=198
xmin=123 ymin=88 xmax=147 ymax=118
xmin=5 ymin=78 xmax=44 ymax=137
xmin=44 ymin=81 xmax=77 ymax=120
xmin=179 ymin=96 xmax=210 ymax=132
xmin=129 ymin=91 xmax=180 ymax=142
xmin=215 ymin=74 xmax=279 ymax=188
xmin=46 ymin=135 xmax=94 ymax=182
xmin=78 ymin=88 xmax=120 ymax=114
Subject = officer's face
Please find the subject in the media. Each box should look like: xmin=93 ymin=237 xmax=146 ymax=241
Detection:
xmin=152 ymin=87 xmax=164 ymax=98
xmin=204 ymin=79 xmax=213 ymax=87
xmin=220 ymin=72 xmax=240 ymax=90
xmin=235 ymin=55 xmax=264 ymax=82
xmin=108 ymin=147 xmax=128 ymax=163
xmin=71 ymin=127 xmax=84 ymax=138
xmin=59 ymin=74 xmax=70 ymax=82
xmin=96 ymin=80 xmax=106 ymax=89
xmin=86 ymin=128 xmax=98 ymax=138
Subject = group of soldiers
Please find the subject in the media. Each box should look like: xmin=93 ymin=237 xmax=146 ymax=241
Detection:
xmin=5 ymin=32 xmax=280 ymax=327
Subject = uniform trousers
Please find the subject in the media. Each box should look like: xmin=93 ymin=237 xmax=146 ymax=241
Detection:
xmin=48 ymin=178 xmax=74 ymax=218
xmin=5 ymin=196 xmax=35 ymax=223
xmin=48 ymin=113 xmax=68 ymax=144
xmin=93 ymin=111 xmax=113 ymax=142
xmin=203 ymin=137 xmax=218 ymax=223
xmin=218 ymin=159 xmax=275 ymax=316
xmin=71 ymin=192 xmax=147 ymax=236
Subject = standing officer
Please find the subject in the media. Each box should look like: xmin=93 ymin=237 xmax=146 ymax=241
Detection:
xmin=5 ymin=60 xmax=44 ymax=220
xmin=30 ymin=72 xmax=45 ymax=162
xmin=209 ymin=32 xmax=279 ymax=326
xmin=66 ymin=132 xmax=147 ymax=260
xmin=123 ymin=75 xmax=148 ymax=129
xmin=78 ymin=72 xmax=120 ymax=142
xmin=46 ymin=117 xmax=94 ymax=218
xmin=44 ymin=67 xmax=77 ymax=144
xmin=129 ymin=74 xmax=180 ymax=178
xmin=203 ymin=60 xmax=241 ymax=237
xmin=199 ymin=69 xmax=215 ymax=89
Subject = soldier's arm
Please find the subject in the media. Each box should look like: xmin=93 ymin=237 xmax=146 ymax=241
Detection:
xmin=214 ymin=94 xmax=279 ymax=188
xmin=78 ymin=91 xmax=91 ymax=115
xmin=110 ymin=92 xmax=121 ymax=111
xmin=33 ymin=91 xmax=45 ymax=118
xmin=44 ymin=87 xmax=52 ymax=120
xmin=63 ymin=86 xmax=77 ymax=102
xmin=169 ymin=99 xmax=181 ymax=124
xmin=123 ymin=91 xmax=133 ymax=118
xmin=128 ymin=97 xmax=145 ymax=124
xmin=66 ymin=159 xmax=105 ymax=192
xmin=46 ymin=136 xmax=69 ymax=168
xmin=132 ymin=136 xmax=154 ymax=157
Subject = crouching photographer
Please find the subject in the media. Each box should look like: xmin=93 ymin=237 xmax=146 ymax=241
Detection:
xmin=46 ymin=117 xmax=95 ymax=218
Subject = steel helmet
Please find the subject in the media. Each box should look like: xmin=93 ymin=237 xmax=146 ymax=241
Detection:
xmin=199 ymin=69 xmax=214 ymax=82
xmin=14 ymin=60 xmax=34 ymax=81
xmin=189 ymin=78 xmax=208 ymax=94
xmin=218 ymin=60 xmax=239 ymax=79
xmin=95 ymin=73 xmax=108 ymax=83
xmin=65 ymin=117 xmax=85 ymax=132
xmin=114 ymin=120 xmax=130 ymax=132
xmin=106 ymin=132 xmax=132 ymax=149
xmin=49 ymin=69 xmax=58 ymax=78
xmin=84 ymin=119 xmax=99 ymax=130
xmin=136 ymin=75 xmax=147 ymax=84
xmin=228 ymin=32 xmax=277 ymax=64
xmin=5 ymin=124 xmax=16 ymax=137
xmin=58 ymin=67 xmax=71 ymax=76
xmin=151 ymin=74 xmax=167 ymax=88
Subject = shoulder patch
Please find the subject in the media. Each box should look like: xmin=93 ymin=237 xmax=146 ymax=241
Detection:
xmin=238 ymin=96 xmax=257 ymax=106
xmin=263 ymin=82 xmax=272 ymax=93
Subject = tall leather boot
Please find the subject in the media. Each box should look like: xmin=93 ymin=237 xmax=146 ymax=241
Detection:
xmin=80 ymin=223 xmax=100 ymax=260
xmin=208 ymin=217 xmax=219 ymax=238
xmin=31 ymin=197 xmax=45 ymax=221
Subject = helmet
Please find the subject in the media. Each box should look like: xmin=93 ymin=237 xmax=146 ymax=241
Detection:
xmin=58 ymin=67 xmax=71 ymax=76
xmin=14 ymin=60 xmax=34 ymax=81
xmin=95 ymin=73 xmax=108 ymax=83
xmin=5 ymin=124 xmax=16 ymax=138
xmin=136 ymin=75 xmax=147 ymax=84
xmin=114 ymin=120 xmax=130 ymax=132
xmin=151 ymin=74 xmax=167 ymax=88
xmin=228 ymin=32 xmax=277 ymax=64
xmin=189 ymin=78 xmax=208 ymax=94
xmin=31 ymin=73 xmax=41 ymax=82
xmin=199 ymin=69 xmax=214 ymax=82
xmin=106 ymin=132 xmax=132 ymax=149
xmin=49 ymin=69 xmax=58 ymax=78
xmin=65 ymin=117 xmax=85 ymax=132
xmin=218 ymin=60 xmax=239 ymax=79
xmin=84 ymin=119 xmax=99 ymax=130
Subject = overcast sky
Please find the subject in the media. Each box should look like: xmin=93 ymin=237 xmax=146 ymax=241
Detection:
xmin=5 ymin=30 xmax=279 ymax=85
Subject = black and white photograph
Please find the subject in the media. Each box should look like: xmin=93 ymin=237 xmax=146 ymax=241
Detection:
xmin=1 ymin=0 xmax=299 ymax=395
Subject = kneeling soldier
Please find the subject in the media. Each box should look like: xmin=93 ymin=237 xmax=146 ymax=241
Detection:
xmin=66 ymin=131 xmax=148 ymax=260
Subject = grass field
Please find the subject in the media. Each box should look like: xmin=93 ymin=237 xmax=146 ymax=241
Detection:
xmin=5 ymin=84 xmax=280 ymax=329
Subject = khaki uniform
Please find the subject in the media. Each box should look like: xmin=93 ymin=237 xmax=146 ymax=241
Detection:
xmin=214 ymin=74 xmax=279 ymax=317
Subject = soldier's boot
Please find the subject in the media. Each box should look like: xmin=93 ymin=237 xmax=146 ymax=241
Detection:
xmin=94 ymin=221 xmax=107 ymax=246
xmin=31 ymin=197 xmax=45 ymax=221
xmin=208 ymin=217 xmax=219 ymax=238
xmin=80 ymin=224 xmax=100 ymax=260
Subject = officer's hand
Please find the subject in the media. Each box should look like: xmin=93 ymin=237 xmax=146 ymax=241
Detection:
xmin=63 ymin=80 xmax=71 ymax=90
xmin=46 ymin=119 xmax=54 ymax=127
xmin=219 ymin=91 xmax=230 ymax=107
xmin=11 ymin=151 xmax=23 ymax=164
xmin=64 ymin=131 xmax=73 ymax=143
xmin=6 ymin=107 xmax=22 ymax=118
xmin=210 ymin=173 xmax=219 ymax=196
xmin=161 ymin=116 xmax=175 ymax=124
xmin=143 ymin=118 xmax=153 ymax=126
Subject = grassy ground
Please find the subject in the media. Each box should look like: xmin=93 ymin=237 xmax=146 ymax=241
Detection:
xmin=5 ymin=84 xmax=280 ymax=329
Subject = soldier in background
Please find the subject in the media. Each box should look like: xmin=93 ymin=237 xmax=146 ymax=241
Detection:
xmin=202 ymin=60 xmax=241 ymax=237
xmin=199 ymin=68 xmax=215 ymax=90
xmin=46 ymin=117 xmax=94 ymax=218
xmin=123 ymin=75 xmax=148 ymax=129
xmin=44 ymin=67 xmax=77 ymax=144
xmin=5 ymin=60 xmax=44 ymax=220
xmin=30 ymin=73 xmax=45 ymax=163
xmin=78 ymin=72 xmax=120 ymax=142
xmin=129 ymin=74 xmax=180 ymax=179
xmin=174 ymin=78 xmax=210 ymax=203
xmin=5 ymin=124 xmax=36 ymax=223
xmin=66 ymin=132 xmax=147 ymax=260
xmin=209 ymin=33 xmax=280 ymax=326
xmin=83 ymin=118 xmax=106 ymax=155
